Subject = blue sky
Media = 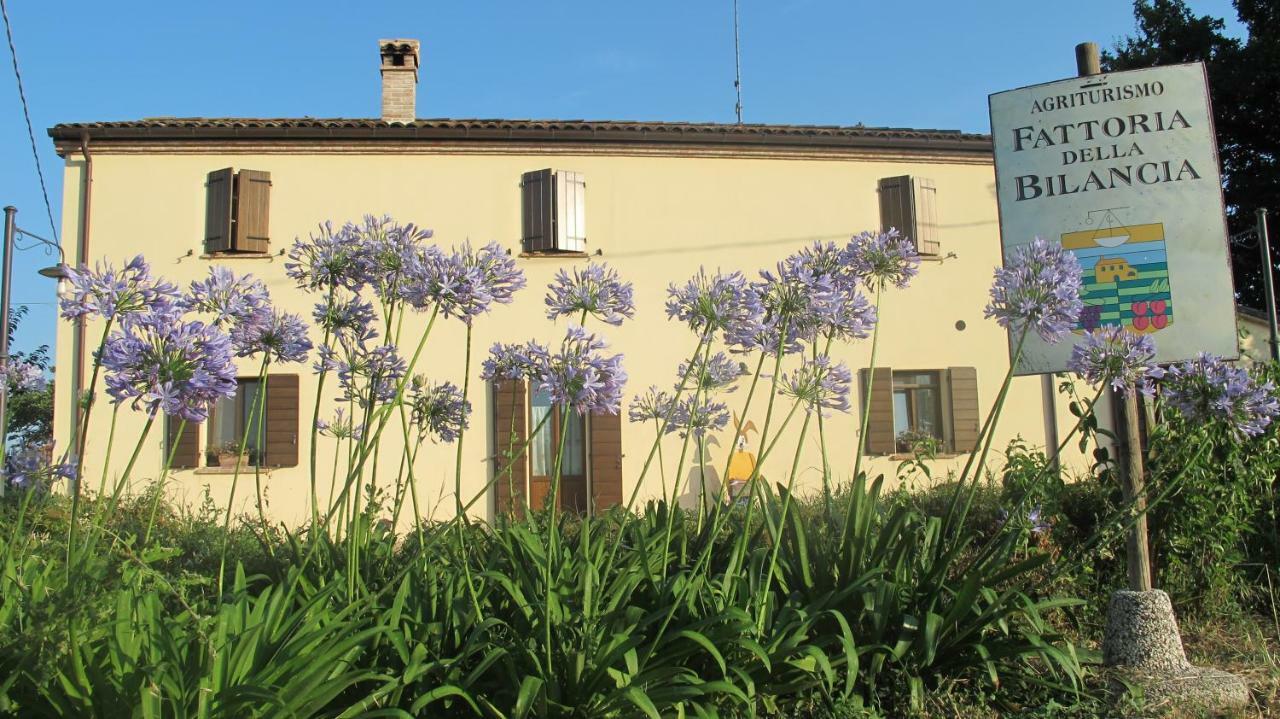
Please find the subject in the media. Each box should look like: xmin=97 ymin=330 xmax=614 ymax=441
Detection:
xmin=0 ymin=0 xmax=1245 ymax=358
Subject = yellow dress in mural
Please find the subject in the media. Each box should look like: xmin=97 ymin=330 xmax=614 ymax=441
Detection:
xmin=725 ymin=415 xmax=757 ymax=504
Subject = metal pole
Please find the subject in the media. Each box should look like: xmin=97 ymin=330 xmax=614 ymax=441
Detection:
xmin=0 ymin=206 xmax=15 ymax=449
xmin=733 ymin=0 xmax=743 ymax=124
xmin=1258 ymin=208 xmax=1279 ymax=363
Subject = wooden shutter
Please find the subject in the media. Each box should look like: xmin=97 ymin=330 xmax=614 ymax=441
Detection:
xmin=521 ymin=169 xmax=555 ymax=253
xmin=589 ymin=411 xmax=623 ymax=512
xmin=861 ymin=367 xmax=895 ymax=455
xmin=878 ymin=175 xmax=940 ymax=257
xmin=556 ymin=170 xmax=586 ymax=252
xmin=947 ymin=367 xmax=980 ymax=453
xmin=262 ymin=373 xmax=299 ymax=467
xmin=165 ymin=416 xmax=201 ymax=469
xmin=913 ymin=178 xmax=940 ymax=256
xmin=493 ymin=380 xmax=528 ymax=515
xmin=234 ymin=169 xmax=271 ymax=253
xmin=204 ymin=168 xmax=235 ymax=254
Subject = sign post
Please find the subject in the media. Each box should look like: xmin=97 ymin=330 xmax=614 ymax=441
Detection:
xmin=1072 ymin=43 xmax=1153 ymax=593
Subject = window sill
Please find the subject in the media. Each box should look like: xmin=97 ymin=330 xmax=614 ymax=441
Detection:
xmin=192 ymin=467 xmax=273 ymax=475
xmin=886 ymin=452 xmax=963 ymax=461
xmin=200 ymin=252 xmax=277 ymax=260
xmin=519 ymin=251 xmax=590 ymax=259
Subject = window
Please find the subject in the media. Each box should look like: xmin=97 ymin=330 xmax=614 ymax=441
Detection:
xmin=491 ymin=379 xmax=621 ymax=515
xmin=206 ymin=379 xmax=264 ymax=467
xmin=878 ymin=175 xmax=940 ymax=256
xmin=165 ymin=374 xmax=299 ymax=470
xmin=893 ymin=372 xmax=943 ymax=453
xmin=520 ymin=169 xmax=586 ymax=254
xmin=205 ymin=168 xmax=272 ymax=255
xmin=860 ymin=367 xmax=979 ymax=455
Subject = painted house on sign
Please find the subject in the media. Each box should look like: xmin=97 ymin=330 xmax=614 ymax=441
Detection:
xmin=47 ymin=39 xmax=1097 ymax=526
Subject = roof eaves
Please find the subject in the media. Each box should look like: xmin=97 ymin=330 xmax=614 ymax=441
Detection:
xmin=47 ymin=118 xmax=994 ymax=153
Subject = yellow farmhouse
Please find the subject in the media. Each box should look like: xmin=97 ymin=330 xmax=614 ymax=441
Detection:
xmin=48 ymin=39 xmax=1106 ymax=526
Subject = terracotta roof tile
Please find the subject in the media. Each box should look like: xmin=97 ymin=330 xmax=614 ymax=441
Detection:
xmin=48 ymin=117 xmax=992 ymax=153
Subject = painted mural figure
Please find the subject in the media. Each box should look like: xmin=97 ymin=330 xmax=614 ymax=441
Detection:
xmin=1063 ymin=217 xmax=1174 ymax=335
xmin=725 ymin=414 xmax=757 ymax=505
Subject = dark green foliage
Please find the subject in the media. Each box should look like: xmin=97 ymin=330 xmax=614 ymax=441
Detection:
xmin=0 ymin=477 xmax=1087 ymax=717
xmin=1145 ymin=362 xmax=1280 ymax=614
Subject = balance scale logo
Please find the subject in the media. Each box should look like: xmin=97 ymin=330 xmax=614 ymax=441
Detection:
xmin=1062 ymin=209 xmax=1175 ymax=335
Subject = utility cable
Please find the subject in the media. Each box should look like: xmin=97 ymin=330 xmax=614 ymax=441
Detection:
xmin=1 ymin=0 xmax=59 ymax=243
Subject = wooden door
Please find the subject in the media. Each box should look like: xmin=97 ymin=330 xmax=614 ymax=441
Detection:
xmin=528 ymin=389 xmax=588 ymax=512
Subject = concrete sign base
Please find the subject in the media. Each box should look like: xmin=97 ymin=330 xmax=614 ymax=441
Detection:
xmin=1103 ymin=589 xmax=1248 ymax=713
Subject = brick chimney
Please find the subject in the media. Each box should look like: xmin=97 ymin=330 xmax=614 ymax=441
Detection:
xmin=379 ymin=39 xmax=420 ymax=124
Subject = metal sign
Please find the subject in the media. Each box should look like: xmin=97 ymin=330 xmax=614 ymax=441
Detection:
xmin=989 ymin=61 xmax=1238 ymax=375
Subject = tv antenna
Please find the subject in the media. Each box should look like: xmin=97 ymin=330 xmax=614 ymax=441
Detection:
xmin=733 ymin=0 xmax=743 ymax=123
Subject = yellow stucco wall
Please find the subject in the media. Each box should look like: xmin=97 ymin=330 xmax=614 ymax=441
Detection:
xmin=1239 ymin=312 xmax=1276 ymax=364
xmin=53 ymin=144 xmax=1090 ymax=526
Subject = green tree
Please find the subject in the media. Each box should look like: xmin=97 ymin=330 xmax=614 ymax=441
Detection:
xmin=1103 ymin=0 xmax=1280 ymax=312
xmin=4 ymin=305 xmax=53 ymax=447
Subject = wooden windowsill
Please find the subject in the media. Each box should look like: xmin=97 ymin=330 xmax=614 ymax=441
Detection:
xmin=200 ymin=252 xmax=277 ymax=260
xmin=519 ymin=251 xmax=590 ymax=259
xmin=193 ymin=467 xmax=273 ymax=475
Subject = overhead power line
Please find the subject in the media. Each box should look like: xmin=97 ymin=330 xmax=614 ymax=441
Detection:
xmin=1 ymin=0 xmax=58 ymax=243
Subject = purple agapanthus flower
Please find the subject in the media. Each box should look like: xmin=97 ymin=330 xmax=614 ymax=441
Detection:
xmin=1068 ymin=326 xmax=1164 ymax=397
xmin=184 ymin=266 xmax=271 ymax=329
xmin=312 ymin=295 xmax=378 ymax=344
xmin=536 ymin=325 xmax=627 ymax=415
xmin=723 ymin=264 xmax=834 ymax=355
xmin=813 ymin=286 xmax=878 ymax=342
xmin=409 ymin=377 xmax=471 ymax=443
xmin=230 ymin=309 xmax=313 ymax=364
xmin=545 ymin=262 xmax=635 ymax=326
xmin=843 ymin=229 xmax=921 ymax=290
xmin=285 ymin=221 xmax=374 ymax=293
xmin=781 ymin=356 xmax=853 ymax=414
xmin=354 ymin=215 xmax=434 ymax=301
xmin=1162 ymin=353 xmax=1280 ymax=439
xmin=4 ymin=445 xmax=75 ymax=492
xmin=784 ymin=241 xmax=854 ymax=289
xmin=100 ymin=309 xmax=238 ymax=422
xmin=997 ymin=506 xmax=1051 ymax=536
xmin=313 ymin=345 xmax=340 ymax=374
xmin=316 ymin=408 xmax=363 ymax=440
xmin=665 ymin=268 xmax=761 ymax=338
xmin=5 ymin=360 xmax=46 ymax=392
xmin=667 ymin=396 xmax=730 ymax=440
xmin=60 ymin=255 xmax=179 ymax=322
xmin=985 ymin=237 xmax=1083 ymax=344
xmin=335 ymin=343 xmax=408 ymax=408
xmin=628 ymin=385 xmax=675 ymax=424
xmin=677 ymin=351 xmax=743 ymax=394
xmin=400 ymin=241 xmax=526 ymax=323
xmin=480 ymin=341 xmax=550 ymax=382
xmin=781 ymin=242 xmax=879 ymax=341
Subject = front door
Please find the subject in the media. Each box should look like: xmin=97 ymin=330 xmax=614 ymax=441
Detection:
xmin=528 ymin=389 xmax=588 ymax=512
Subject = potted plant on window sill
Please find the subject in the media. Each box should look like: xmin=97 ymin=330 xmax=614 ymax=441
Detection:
xmin=207 ymin=441 xmax=253 ymax=469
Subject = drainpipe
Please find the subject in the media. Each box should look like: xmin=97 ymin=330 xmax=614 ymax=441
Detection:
xmin=71 ymin=132 xmax=91 ymax=456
